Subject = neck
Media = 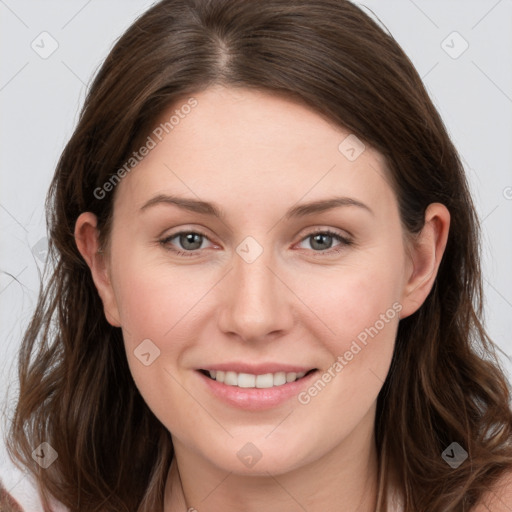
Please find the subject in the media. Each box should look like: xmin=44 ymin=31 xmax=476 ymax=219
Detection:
xmin=164 ymin=409 xmax=379 ymax=512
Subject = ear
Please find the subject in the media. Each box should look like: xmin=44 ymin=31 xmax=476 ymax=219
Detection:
xmin=399 ymin=203 xmax=450 ymax=319
xmin=74 ymin=212 xmax=121 ymax=327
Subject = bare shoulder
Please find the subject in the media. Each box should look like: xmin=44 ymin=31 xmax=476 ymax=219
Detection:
xmin=473 ymin=470 xmax=512 ymax=511
xmin=0 ymin=478 xmax=24 ymax=511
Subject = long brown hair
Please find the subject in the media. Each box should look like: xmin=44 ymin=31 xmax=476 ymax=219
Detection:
xmin=5 ymin=0 xmax=512 ymax=510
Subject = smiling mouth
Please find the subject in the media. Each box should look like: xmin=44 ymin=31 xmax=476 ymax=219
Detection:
xmin=198 ymin=369 xmax=317 ymax=389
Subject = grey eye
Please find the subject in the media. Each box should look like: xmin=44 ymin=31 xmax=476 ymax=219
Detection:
xmin=309 ymin=233 xmax=335 ymax=251
xmin=177 ymin=232 xmax=204 ymax=250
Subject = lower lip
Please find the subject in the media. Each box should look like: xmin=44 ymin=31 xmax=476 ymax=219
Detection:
xmin=196 ymin=370 xmax=318 ymax=411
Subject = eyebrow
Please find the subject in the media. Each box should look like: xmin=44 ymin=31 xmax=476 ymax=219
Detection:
xmin=140 ymin=194 xmax=373 ymax=219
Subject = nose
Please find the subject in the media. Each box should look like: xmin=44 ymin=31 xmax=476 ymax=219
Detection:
xmin=217 ymin=242 xmax=295 ymax=343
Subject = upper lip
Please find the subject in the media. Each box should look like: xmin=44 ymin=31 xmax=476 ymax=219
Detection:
xmin=198 ymin=363 xmax=317 ymax=374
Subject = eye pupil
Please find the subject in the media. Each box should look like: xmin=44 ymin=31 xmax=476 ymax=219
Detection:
xmin=180 ymin=232 xmax=203 ymax=250
xmin=311 ymin=233 xmax=332 ymax=250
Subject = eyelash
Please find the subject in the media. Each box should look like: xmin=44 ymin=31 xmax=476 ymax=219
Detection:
xmin=159 ymin=229 xmax=353 ymax=258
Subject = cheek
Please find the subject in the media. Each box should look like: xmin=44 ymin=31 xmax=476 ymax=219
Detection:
xmin=289 ymin=286 xmax=399 ymax=458
xmin=301 ymin=257 xmax=403 ymax=349
xmin=110 ymin=258 xmax=209 ymax=429
xmin=293 ymin=248 xmax=404 ymax=404
xmin=110 ymin=244 xmax=211 ymax=341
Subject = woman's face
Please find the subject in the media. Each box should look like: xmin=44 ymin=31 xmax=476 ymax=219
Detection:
xmin=78 ymin=85 xmax=445 ymax=476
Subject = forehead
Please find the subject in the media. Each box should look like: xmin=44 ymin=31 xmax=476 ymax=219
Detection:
xmin=114 ymin=86 xmax=395 ymax=218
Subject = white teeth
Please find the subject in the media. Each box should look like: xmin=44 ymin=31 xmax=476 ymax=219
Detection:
xmin=273 ymin=372 xmax=287 ymax=386
xmin=206 ymin=369 xmax=311 ymax=388
xmin=224 ymin=371 xmax=238 ymax=386
xmin=238 ymin=373 xmax=256 ymax=388
xmin=255 ymin=373 xmax=274 ymax=388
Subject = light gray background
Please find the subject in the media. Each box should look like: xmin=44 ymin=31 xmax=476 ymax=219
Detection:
xmin=1 ymin=0 xmax=511 ymax=473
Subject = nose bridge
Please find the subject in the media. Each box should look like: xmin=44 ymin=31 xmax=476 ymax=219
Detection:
xmin=235 ymin=247 xmax=274 ymax=301
xmin=218 ymin=237 xmax=293 ymax=340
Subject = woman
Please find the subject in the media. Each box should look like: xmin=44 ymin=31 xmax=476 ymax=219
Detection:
xmin=4 ymin=0 xmax=512 ymax=510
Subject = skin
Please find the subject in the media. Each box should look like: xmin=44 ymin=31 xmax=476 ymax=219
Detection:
xmin=75 ymin=85 xmax=450 ymax=511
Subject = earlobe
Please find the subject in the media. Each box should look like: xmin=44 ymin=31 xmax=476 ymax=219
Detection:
xmin=399 ymin=203 xmax=450 ymax=319
xmin=74 ymin=212 xmax=122 ymax=327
